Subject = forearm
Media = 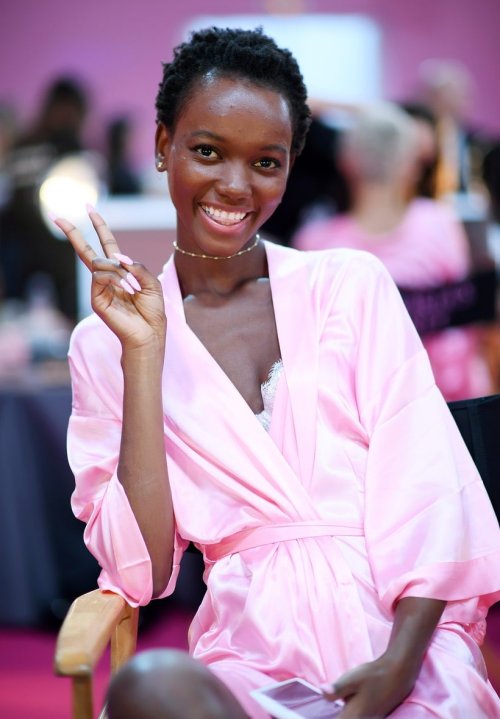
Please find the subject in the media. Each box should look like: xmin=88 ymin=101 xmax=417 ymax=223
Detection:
xmin=383 ymin=596 xmax=446 ymax=678
xmin=119 ymin=342 xmax=174 ymax=596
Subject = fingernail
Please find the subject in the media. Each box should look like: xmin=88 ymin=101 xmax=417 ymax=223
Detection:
xmin=120 ymin=278 xmax=135 ymax=295
xmin=126 ymin=272 xmax=142 ymax=292
xmin=86 ymin=203 xmax=97 ymax=214
xmin=113 ymin=252 xmax=134 ymax=265
xmin=48 ymin=211 xmax=59 ymax=222
xmin=320 ymin=682 xmax=333 ymax=693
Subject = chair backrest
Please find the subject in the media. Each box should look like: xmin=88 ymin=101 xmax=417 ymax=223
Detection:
xmin=399 ymin=267 xmax=497 ymax=336
xmin=448 ymin=393 xmax=500 ymax=521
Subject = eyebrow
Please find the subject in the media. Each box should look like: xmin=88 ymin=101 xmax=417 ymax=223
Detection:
xmin=189 ymin=130 xmax=288 ymax=155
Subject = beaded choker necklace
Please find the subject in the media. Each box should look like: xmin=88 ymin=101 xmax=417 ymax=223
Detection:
xmin=173 ymin=235 xmax=260 ymax=260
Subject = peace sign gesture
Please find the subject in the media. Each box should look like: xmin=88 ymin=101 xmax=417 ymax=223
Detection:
xmin=53 ymin=206 xmax=166 ymax=353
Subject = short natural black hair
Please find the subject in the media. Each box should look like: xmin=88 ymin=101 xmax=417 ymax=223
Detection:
xmin=155 ymin=26 xmax=311 ymax=156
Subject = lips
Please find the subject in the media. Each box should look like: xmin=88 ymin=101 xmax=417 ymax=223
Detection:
xmin=200 ymin=204 xmax=250 ymax=226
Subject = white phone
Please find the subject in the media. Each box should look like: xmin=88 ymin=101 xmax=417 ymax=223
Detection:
xmin=250 ymin=677 xmax=345 ymax=718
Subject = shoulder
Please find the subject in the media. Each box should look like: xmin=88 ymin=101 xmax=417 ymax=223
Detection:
xmin=265 ymin=240 xmax=393 ymax=298
xmin=292 ymin=215 xmax=347 ymax=251
xmin=409 ymin=197 xmax=461 ymax=226
xmin=266 ymin=237 xmax=387 ymax=270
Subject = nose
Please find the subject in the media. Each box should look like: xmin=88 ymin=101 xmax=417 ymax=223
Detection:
xmin=215 ymin=160 xmax=251 ymax=200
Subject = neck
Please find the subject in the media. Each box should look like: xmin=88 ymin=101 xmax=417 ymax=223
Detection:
xmin=174 ymin=242 xmax=268 ymax=299
xmin=173 ymin=234 xmax=261 ymax=261
xmin=350 ymin=182 xmax=409 ymax=234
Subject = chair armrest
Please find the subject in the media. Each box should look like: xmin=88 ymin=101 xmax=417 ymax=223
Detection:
xmin=55 ymin=589 xmax=139 ymax=678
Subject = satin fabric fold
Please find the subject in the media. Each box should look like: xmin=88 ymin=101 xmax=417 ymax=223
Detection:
xmin=67 ymin=243 xmax=500 ymax=717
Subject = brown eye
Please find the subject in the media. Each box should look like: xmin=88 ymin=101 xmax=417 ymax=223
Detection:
xmin=194 ymin=145 xmax=219 ymax=159
xmin=254 ymin=157 xmax=280 ymax=169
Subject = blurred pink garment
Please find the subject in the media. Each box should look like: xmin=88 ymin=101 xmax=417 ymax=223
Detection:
xmin=0 ymin=322 xmax=30 ymax=376
xmin=293 ymin=198 xmax=492 ymax=401
xmin=67 ymin=244 xmax=500 ymax=717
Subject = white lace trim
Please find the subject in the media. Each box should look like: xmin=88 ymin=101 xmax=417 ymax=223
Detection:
xmin=255 ymin=359 xmax=283 ymax=431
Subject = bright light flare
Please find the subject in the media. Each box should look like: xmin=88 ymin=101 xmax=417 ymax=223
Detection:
xmin=39 ymin=153 xmax=102 ymax=239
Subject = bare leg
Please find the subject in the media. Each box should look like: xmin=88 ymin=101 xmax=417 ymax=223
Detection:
xmin=106 ymin=649 xmax=250 ymax=719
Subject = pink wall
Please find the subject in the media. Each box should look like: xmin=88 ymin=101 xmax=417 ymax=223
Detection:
xmin=1 ymin=0 xmax=499 ymax=171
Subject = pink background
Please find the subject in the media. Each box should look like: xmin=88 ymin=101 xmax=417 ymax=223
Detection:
xmin=1 ymin=0 xmax=499 ymax=170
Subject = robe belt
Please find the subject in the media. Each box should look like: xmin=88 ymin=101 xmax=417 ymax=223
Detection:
xmin=203 ymin=520 xmax=364 ymax=562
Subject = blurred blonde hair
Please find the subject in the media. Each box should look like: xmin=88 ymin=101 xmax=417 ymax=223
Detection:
xmin=340 ymin=102 xmax=419 ymax=183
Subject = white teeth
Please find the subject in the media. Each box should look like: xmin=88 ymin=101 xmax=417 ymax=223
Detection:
xmin=201 ymin=205 xmax=247 ymax=225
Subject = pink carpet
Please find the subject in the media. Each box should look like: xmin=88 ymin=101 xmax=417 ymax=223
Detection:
xmin=0 ymin=603 xmax=193 ymax=719
xmin=1 ymin=604 xmax=499 ymax=718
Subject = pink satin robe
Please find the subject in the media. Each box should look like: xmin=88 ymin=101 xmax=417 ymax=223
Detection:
xmin=292 ymin=198 xmax=493 ymax=402
xmin=67 ymin=242 xmax=500 ymax=717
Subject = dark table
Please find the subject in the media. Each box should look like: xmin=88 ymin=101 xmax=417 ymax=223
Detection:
xmin=0 ymin=377 xmax=100 ymax=626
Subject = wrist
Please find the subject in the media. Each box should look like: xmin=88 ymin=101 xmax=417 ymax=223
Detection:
xmin=377 ymin=650 xmax=420 ymax=695
xmin=381 ymin=643 xmax=423 ymax=676
xmin=121 ymin=339 xmax=165 ymax=372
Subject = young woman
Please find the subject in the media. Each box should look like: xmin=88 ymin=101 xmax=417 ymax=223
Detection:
xmin=54 ymin=27 xmax=500 ymax=719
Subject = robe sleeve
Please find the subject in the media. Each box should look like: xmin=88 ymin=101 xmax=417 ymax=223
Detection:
xmin=343 ymin=253 xmax=500 ymax=625
xmin=67 ymin=316 xmax=188 ymax=607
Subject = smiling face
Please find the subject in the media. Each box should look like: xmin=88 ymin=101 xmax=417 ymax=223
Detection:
xmin=155 ymin=74 xmax=293 ymax=257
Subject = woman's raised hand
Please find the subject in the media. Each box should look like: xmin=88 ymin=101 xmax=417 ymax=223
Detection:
xmin=53 ymin=206 xmax=166 ymax=353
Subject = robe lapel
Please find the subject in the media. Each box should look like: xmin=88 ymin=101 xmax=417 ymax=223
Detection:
xmin=159 ymin=244 xmax=318 ymax=500
xmin=160 ymin=256 xmax=312 ymax=518
xmin=265 ymin=242 xmax=319 ymax=487
xmin=161 ymin=255 xmax=281 ymax=434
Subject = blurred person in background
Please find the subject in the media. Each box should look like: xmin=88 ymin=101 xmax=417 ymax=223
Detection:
xmin=0 ymin=101 xmax=19 ymax=209
xmin=261 ymin=114 xmax=350 ymax=247
xmin=417 ymin=59 xmax=497 ymax=199
xmin=480 ymin=143 xmax=500 ymax=390
xmin=399 ymin=101 xmax=440 ymax=200
xmin=293 ymin=102 xmax=493 ymax=401
xmin=0 ymin=100 xmax=20 ymax=303
xmin=106 ymin=115 xmax=142 ymax=196
xmin=0 ymin=75 xmax=92 ymax=322
xmin=262 ymin=96 xmax=441 ymax=249
xmin=482 ymin=143 xmax=500 ymax=230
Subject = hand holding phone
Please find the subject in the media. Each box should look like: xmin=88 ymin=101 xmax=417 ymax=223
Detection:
xmin=251 ymin=677 xmax=345 ymax=718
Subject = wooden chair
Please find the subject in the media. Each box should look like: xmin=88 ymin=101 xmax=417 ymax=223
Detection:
xmin=54 ymin=393 xmax=500 ymax=719
xmin=54 ymin=589 xmax=138 ymax=719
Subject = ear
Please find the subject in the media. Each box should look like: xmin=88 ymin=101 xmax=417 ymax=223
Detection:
xmin=155 ymin=122 xmax=172 ymax=171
